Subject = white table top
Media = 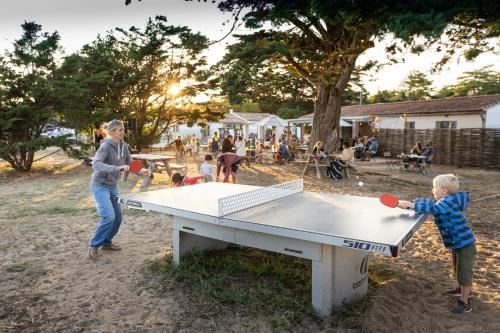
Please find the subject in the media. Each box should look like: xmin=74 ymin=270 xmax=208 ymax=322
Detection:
xmin=118 ymin=182 xmax=426 ymax=255
xmin=132 ymin=154 xmax=176 ymax=161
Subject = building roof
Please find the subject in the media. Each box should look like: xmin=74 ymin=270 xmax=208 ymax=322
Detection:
xmin=232 ymin=112 xmax=273 ymax=121
xmin=218 ymin=112 xmax=274 ymax=124
xmin=298 ymin=94 xmax=500 ymax=119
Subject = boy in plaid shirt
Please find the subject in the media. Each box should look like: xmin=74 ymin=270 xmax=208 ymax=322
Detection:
xmin=399 ymin=174 xmax=476 ymax=315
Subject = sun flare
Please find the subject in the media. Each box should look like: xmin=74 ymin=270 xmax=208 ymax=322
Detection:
xmin=168 ymin=85 xmax=180 ymax=96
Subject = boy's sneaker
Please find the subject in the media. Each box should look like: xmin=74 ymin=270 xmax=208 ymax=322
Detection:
xmin=450 ymin=300 xmax=472 ymax=314
xmin=446 ymin=287 xmax=474 ymax=299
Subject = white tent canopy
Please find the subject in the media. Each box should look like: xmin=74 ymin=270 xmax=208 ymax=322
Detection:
xmin=254 ymin=115 xmax=288 ymax=127
xmin=288 ymin=117 xmax=353 ymax=127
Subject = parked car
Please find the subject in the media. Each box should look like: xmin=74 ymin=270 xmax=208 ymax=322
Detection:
xmin=41 ymin=125 xmax=76 ymax=138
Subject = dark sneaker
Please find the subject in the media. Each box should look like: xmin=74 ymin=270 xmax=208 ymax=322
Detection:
xmin=89 ymin=247 xmax=99 ymax=260
xmin=446 ymin=287 xmax=474 ymax=299
xmin=450 ymin=300 xmax=472 ymax=314
xmin=101 ymin=244 xmax=122 ymax=251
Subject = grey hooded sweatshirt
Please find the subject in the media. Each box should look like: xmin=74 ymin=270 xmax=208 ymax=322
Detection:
xmin=91 ymin=137 xmax=131 ymax=186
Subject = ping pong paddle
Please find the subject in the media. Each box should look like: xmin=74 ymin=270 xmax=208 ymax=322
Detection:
xmin=129 ymin=160 xmax=143 ymax=173
xmin=380 ymin=193 xmax=399 ymax=208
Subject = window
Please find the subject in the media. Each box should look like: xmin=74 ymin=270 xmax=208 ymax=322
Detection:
xmin=436 ymin=121 xmax=457 ymax=129
xmin=407 ymin=121 xmax=415 ymax=129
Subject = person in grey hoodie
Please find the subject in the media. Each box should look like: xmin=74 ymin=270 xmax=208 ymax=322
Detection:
xmin=88 ymin=119 xmax=132 ymax=260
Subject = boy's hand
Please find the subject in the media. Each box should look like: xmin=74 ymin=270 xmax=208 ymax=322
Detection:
xmin=398 ymin=200 xmax=415 ymax=210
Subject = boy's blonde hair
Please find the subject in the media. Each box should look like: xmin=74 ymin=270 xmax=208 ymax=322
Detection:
xmin=433 ymin=174 xmax=459 ymax=193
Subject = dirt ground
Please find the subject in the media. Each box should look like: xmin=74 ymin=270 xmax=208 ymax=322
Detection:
xmin=0 ymin=151 xmax=499 ymax=332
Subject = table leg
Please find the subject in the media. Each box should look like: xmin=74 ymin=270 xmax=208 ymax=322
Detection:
xmin=314 ymin=158 xmax=322 ymax=179
xmin=163 ymin=159 xmax=173 ymax=176
xmin=312 ymin=245 xmax=369 ymax=316
xmin=141 ymin=162 xmax=154 ymax=188
xmin=172 ymin=216 xmax=233 ymax=264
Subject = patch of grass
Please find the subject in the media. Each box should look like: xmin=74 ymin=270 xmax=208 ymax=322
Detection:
xmin=39 ymin=206 xmax=80 ymax=215
xmin=6 ymin=261 xmax=32 ymax=273
xmin=6 ymin=261 xmax=47 ymax=278
xmin=143 ymin=248 xmax=404 ymax=330
xmin=144 ymin=248 xmax=313 ymax=329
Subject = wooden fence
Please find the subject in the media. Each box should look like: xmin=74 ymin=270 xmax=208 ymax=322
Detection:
xmin=374 ymin=128 xmax=500 ymax=168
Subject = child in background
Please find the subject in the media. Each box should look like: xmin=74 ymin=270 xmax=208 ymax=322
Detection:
xmin=200 ymin=154 xmax=214 ymax=182
xmin=398 ymin=174 xmax=476 ymax=314
xmin=171 ymin=173 xmax=204 ymax=187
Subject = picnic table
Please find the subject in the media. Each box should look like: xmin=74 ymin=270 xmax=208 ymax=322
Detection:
xmin=125 ymin=153 xmax=186 ymax=187
xmin=398 ymin=154 xmax=430 ymax=175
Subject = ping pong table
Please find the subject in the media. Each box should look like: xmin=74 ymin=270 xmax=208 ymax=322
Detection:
xmin=118 ymin=179 xmax=426 ymax=316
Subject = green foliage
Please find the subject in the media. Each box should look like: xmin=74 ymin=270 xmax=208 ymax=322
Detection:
xmin=435 ymin=66 xmax=500 ymax=97
xmin=145 ymin=248 xmax=313 ymax=329
xmin=277 ymin=105 xmax=306 ymax=119
xmin=59 ymin=16 xmax=224 ymax=150
xmin=401 ymin=71 xmax=433 ymax=101
xmin=211 ymin=0 xmax=499 ymax=149
xmin=0 ymin=22 xmax=87 ymax=171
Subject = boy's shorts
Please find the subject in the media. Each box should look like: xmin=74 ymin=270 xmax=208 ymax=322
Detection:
xmin=203 ymin=174 xmax=213 ymax=182
xmin=452 ymin=243 xmax=476 ymax=286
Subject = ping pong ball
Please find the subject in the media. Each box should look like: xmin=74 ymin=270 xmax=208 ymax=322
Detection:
xmin=358 ymin=181 xmax=364 ymax=187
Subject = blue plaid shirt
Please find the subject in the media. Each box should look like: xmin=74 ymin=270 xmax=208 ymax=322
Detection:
xmin=414 ymin=192 xmax=475 ymax=249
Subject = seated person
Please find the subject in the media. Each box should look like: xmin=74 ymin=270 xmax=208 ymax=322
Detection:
xmin=335 ymin=142 xmax=354 ymax=166
xmin=216 ymin=152 xmax=241 ymax=183
xmin=365 ymin=138 xmax=379 ymax=160
xmin=278 ymin=140 xmax=290 ymax=162
xmin=312 ymin=141 xmax=326 ymax=156
xmin=254 ymin=141 xmax=264 ymax=161
xmin=171 ymin=173 xmax=204 ymax=187
xmin=411 ymin=142 xmax=423 ymax=155
xmin=354 ymin=139 xmax=365 ymax=159
xmin=421 ymin=141 xmax=435 ymax=162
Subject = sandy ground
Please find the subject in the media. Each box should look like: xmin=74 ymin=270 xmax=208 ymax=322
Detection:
xmin=0 ymin=151 xmax=499 ymax=332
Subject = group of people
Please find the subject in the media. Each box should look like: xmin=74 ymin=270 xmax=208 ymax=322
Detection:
xmin=309 ymin=140 xmax=354 ymax=180
xmin=169 ymin=135 xmax=202 ymax=159
xmin=402 ymin=140 xmax=435 ymax=170
xmin=353 ymin=136 xmax=379 ymax=161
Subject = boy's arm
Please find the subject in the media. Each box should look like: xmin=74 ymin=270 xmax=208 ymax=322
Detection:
xmin=412 ymin=198 xmax=450 ymax=215
xmin=398 ymin=200 xmax=414 ymax=209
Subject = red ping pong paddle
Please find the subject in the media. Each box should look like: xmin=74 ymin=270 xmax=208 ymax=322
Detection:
xmin=380 ymin=193 xmax=399 ymax=208
xmin=129 ymin=160 xmax=143 ymax=173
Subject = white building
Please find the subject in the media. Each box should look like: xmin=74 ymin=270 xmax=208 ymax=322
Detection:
xmin=169 ymin=111 xmax=288 ymax=142
xmin=295 ymin=94 xmax=500 ymax=138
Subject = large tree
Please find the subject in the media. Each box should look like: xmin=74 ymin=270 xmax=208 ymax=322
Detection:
xmin=0 ymin=22 xmax=83 ymax=172
xmin=435 ymin=66 xmax=500 ymax=97
xmin=401 ymin=71 xmax=433 ymax=101
xmin=59 ymin=16 xmax=224 ymax=150
xmin=219 ymin=64 xmax=315 ymax=116
xmin=186 ymin=0 xmax=499 ymax=152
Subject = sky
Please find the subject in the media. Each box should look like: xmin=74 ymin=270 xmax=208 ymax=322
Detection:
xmin=1 ymin=0 xmax=499 ymax=95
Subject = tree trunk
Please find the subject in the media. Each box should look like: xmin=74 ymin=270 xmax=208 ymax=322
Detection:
xmin=308 ymin=57 xmax=356 ymax=153
xmin=308 ymin=83 xmax=342 ymax=153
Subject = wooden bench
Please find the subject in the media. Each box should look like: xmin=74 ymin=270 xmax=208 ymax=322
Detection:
xmin=168 ymin=163 xmax=187 ymax=175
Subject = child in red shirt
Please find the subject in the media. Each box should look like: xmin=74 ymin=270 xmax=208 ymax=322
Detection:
xmin=171 ymin=173 xmax=204 ymax=187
